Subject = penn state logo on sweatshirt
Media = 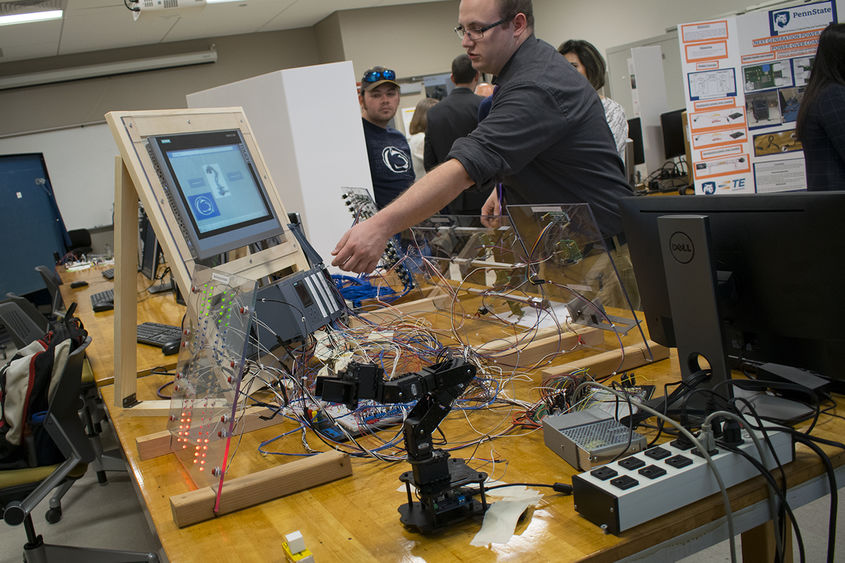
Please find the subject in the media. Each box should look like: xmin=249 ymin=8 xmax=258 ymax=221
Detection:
xmin=382 ymin=146 xmax=411 ymax=174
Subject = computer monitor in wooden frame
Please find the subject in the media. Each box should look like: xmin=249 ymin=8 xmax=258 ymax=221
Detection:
xmin=106 ymin=108 xmax=309 ymax=411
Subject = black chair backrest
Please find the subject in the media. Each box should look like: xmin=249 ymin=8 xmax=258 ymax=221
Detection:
xmin=47 ymin=337 xmax=94 ymax=463
xmin=67 ymin=229 xmax=92 ymax=255
xmin=34 ymin=266 xmax=64 ymax=314
xmin=4 ymin=294 xmax=49 ymax=332
xmin=0 ymin=301 xmax=45 ymax=348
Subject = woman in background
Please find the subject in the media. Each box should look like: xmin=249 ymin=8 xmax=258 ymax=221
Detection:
xmin=796 ymin=23 xmax=845 ymax=191
xmin=407 ymin=97 xmax=438 ymax=181
xmin=558 ymin=39 xmax=628 ymax=161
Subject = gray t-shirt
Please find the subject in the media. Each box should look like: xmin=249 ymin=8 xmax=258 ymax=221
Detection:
xmin=448 ymin=36 xmax=631 ymax=237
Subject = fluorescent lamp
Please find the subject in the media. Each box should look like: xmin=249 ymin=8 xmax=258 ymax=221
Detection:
xmin=0 ymin=10 xmax=63 ymax=27
xmin=0 ymin=48 xmax=218 ymax=90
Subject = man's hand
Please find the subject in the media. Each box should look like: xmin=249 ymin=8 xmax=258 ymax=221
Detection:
xmin=331 ymin=219 xmax=390 ymax=274
xmin=481 ymin=187 xmax=503 ymax=228
xmin=331 ymin=160 xmax=474 ymax=273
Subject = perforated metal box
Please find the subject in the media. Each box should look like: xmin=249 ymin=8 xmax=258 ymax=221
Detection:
xmin=542 ymin=407 xmax=646 ymax=470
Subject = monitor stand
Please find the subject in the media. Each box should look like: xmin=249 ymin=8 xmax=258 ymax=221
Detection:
xmin=731 ymin=384 xmax=816 ymax=425
xmin=148 ymin=281 xmax=174 ymax=294
xmin=148 ymin=269 xmax=174 ymax=294
xmin=657 ymin=215 xmax=732 ymax=416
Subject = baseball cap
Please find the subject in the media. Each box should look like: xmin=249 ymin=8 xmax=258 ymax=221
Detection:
xmin=360 ymin=66 xmax=399 ymax=92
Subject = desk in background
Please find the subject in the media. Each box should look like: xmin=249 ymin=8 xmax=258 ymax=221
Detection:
xmin=58 ymin=264 xmax=185 ymax=386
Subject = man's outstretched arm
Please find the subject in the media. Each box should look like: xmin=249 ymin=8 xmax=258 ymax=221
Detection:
xmin=331 ymin=159 xmax=474 ymax=273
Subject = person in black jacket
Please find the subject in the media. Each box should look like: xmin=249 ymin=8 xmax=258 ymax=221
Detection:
xmin=795 ymin=23 xmax=845 ymax=191
xmin=424 ymin=55 xmax=487 ymax=214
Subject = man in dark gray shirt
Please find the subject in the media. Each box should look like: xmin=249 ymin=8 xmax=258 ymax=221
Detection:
xmin=332 ymin=0 xmax=631 ymax=274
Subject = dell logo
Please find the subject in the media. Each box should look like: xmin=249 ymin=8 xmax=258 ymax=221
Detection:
xmin=669 ymin=232 xmax=695 ymax=264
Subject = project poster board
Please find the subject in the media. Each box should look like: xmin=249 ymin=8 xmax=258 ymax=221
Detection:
xmin=678 ymin=1 xmax=841 ymax=194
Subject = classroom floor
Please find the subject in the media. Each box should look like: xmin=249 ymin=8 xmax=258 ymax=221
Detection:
xmin=0 ymin=418 xmax=842 ymax=563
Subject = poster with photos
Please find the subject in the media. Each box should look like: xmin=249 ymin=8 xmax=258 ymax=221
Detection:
xmin=678 ymin=0 xmax=840 ymax=194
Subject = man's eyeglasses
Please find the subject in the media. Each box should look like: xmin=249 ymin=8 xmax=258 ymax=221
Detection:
xmin=454 ymin=18 xmax=508 ymax=41
xmin=362 ymin=69 xmax=396 ymax=83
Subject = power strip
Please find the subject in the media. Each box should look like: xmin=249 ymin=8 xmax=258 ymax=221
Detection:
xmin=572 ymin=428 xmax=794 ymax=534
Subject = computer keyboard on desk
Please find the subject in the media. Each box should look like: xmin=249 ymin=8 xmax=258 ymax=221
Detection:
xmin=90 ymin=289 xmax=114 ymax=312
xmin=136 ymin=322 xmax=182 ymax=347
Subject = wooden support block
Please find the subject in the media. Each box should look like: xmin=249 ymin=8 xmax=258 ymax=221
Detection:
xmin=120 ymin=399 xmax=171 ymax=416
xmin=476 ymin=327 xmax=603 ymax=366
xmin=349 ymin=290 xmax=452 ymax=326
xmin=742 ymin=520 xmax=792 ymax=563
xmin=136 ymin=430 xmax=173 ymax=461
xmin=136 ymin=407 xmax=283 ymax=460
xmin=540 ymin=340 xmax=669 ymax=382
xmin=169 ymin=450 xmax=352 ymax=527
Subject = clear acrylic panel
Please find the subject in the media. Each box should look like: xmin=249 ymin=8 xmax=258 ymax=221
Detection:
xmin=167 ymin=264 xmax=257 ymax=513
xmin=506 ymin=203 xmax=647 ymax=350
xmin=400 ymin=209 xmax=649 ymax=370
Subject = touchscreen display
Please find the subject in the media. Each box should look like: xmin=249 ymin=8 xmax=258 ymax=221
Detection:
xmin=154 ymin=131 xmax=275 ymax=239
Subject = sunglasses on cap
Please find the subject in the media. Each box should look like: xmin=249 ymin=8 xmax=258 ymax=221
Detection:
xmin=362 ymin=69 xmax=396 ymax=83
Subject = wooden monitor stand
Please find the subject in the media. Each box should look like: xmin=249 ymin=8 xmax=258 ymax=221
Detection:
xmin=106 ymin=108 xmax=309 ymax=413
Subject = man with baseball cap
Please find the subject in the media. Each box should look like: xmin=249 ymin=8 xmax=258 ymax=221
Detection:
xmin=359 ymin=66 xmax=415 ymax=209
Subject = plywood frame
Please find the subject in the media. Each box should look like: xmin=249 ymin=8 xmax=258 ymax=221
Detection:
xmin=106 ymin=108 xmax=310 ymax=411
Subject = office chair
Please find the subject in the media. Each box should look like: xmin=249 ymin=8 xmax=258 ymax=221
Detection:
xmin=34 ymin=266 xmax=64 ymax=317
xmin=1 ymin=337 xmax=159 ymax=562
xmin=0 ymin=301 xmax=46 ymax=349
xmin=66 ymin=229 xmax=93 ymax=258
xmin=0 ymin=301 xmax=125 ymax=485
xmin=3 ymin=294 xmax=50 ymax=334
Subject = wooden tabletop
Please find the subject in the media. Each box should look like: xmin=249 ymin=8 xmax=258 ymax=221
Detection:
xmin=96 ymin=342 xmax=845 ymax=562
xmin=58 ymin=263 xmax=185 ymax=385
xmin=59 ymin=262 xmax=843 ymax=561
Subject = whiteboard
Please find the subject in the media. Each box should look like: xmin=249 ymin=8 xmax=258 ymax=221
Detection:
xmin=0 ymin=123 xmax=119 ymax=230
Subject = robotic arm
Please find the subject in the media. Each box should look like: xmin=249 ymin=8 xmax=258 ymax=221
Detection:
xmin=315 ymin=358 xmax=489 ymax=533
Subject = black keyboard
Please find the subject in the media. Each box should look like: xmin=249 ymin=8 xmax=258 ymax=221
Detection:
xmin=136 ymin=322 xmax=182 ymax=347
xmin=102 ymin=268 xmax=114 ymax=280
xmin=90 ymin=289 xmax=114 ymax=312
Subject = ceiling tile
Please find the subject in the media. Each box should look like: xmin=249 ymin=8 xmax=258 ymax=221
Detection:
xmin=59 ymin=5 xmax=174 ymax=55
xmin=2 ymin=0 xmax=453 ymax=62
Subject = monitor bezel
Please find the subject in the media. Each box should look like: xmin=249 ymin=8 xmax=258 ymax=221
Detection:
xmin=147 ymin=129 xmax=283 ymax=260
xmin=660 ymin=109 xmax=687 ymax=160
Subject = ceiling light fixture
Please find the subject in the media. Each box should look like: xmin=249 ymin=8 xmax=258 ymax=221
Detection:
xmin=0 ymin=47 xmax=218 ymax=90
xmin=0 ymin=9 xmax=62 ymax=27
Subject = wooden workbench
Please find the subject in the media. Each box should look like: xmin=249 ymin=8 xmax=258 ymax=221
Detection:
xmin=57 ymin=264 xmax=845 ymax=561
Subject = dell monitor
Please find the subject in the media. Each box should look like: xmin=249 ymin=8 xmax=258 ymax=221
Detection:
xmin=146 ymin=129 xmax=283 ymax=260
xmin=626 ymin=117 xmax=645 ymax=166
xmin=619 ymin=192 xmax=845 ymax=383
xmin=139 ymin=212 xmax=159 ymax=281
xmin=660 ymin=109 xmax=687 ymax=160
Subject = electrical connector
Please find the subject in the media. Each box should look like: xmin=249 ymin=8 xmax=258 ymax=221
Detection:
xmin=721 ymin=419 xmax=744 ymax=447
xmin=553 ymin=482 xmax=573 ymax=494
xmin=693 ymin=424 xmax=718 ymax=457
